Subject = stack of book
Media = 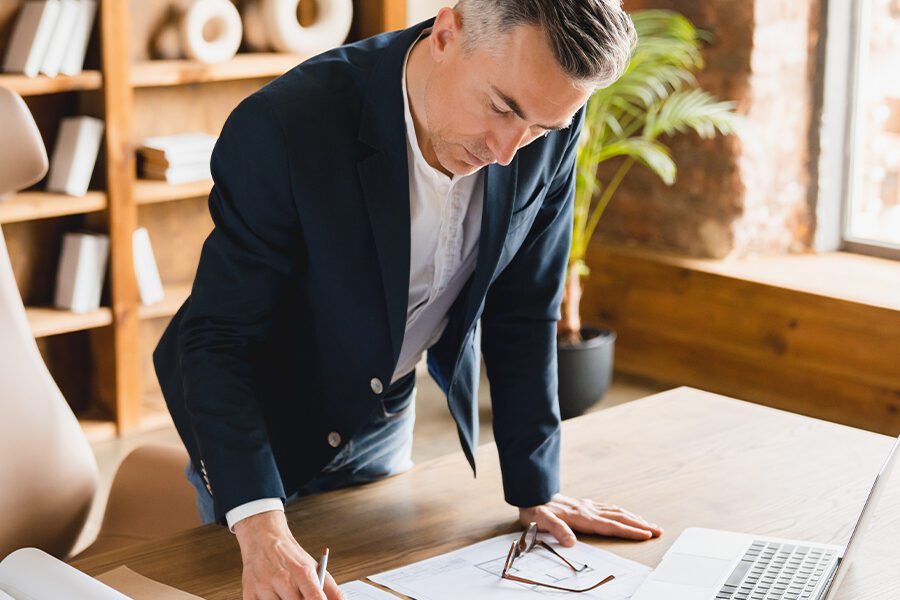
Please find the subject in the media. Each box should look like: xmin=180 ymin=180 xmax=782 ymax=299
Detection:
xmin=138 ymin=133 xmax=217 ymax=185
xmin=2 ymin=0 xmax=98 ymax=78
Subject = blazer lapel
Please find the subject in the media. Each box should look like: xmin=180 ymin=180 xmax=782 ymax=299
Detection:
xmin=461 ymin=159 xmax=518 ymax=329
xmin=356 ymin=23 xmax=431 ymax=369
xmin=357 ymin=152 xmax=409 ymax=371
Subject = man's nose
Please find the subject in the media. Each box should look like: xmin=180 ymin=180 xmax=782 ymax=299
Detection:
xmin=489 ymin=124 xmax=530 ymax=166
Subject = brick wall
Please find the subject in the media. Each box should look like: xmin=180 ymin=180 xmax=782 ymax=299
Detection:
xmin=596 ymin=0 xmax=823 ymax=258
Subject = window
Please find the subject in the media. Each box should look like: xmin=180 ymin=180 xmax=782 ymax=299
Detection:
xmin=819 ymin=0 xmax=900 ymax=259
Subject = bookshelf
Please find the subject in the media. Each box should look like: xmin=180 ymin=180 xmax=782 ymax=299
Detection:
xmin=134 ymin=178 xmax=212 ymax=206
xmin=0 ymin=70 xmax=102 ymax=96
xmin=0 ymin=190 xmax=107 ymax=224
xmin=0 ymin=0 xmax=408 ymax=436
xmin=26 ymin=304 xmax=113 ymax=338
xmin=131 ymin=53 xmax=309 ymax=88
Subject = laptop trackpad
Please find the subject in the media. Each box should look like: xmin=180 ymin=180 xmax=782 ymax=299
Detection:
xmin=655 ymin=553 xmax=732 ymax=588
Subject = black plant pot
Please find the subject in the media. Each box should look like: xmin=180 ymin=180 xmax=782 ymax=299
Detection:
xmin=556 ymin=326 xmax=616 ymax=420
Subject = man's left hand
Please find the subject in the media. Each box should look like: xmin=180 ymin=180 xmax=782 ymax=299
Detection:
xmin=519 ymin=493 xmax=663 ymax=547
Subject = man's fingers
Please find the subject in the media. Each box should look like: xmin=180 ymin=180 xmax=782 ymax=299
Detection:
xmin=592 ymin=517 xmax=654 ymax=540
xmin=270 ymin=570 xmax=303 ymax=600
xmin=603 ymin=510 xmax=663 ymax=536
xmin=539 ymin=508 xmax=577 ymax=547
xmin=323 ymin=572 xmax=345 ymax=600
xmin=289 ymin=563 xmax=327 ymax=600
xmin=589 ymin=501 xmax=663 ymax=536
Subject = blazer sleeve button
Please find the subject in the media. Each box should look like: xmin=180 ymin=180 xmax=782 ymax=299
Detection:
xmin=327 ymin=431 xmax=342 ymax=448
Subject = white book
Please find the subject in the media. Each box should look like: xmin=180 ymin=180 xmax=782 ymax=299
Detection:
xmin=59 ymin=0 xmax=98 ymax=76
xmin=54 ymin=231 xmax=109 ymax=313
xmin=141 ymin=162 xmax=212 ymax=185
xmin=39 ymin=0 xmax=80 ymax=77
xmin=0 ymin=548 xmax=130 ymax=599
xmin=2 ymin=0 xmax=61 ymax=78
xmin=132 ymin=227 xmax=165 ymax=306
xmin=139 ymin=133 xmax=218 ymax=163
xmin=46 ymin=116 xmax=104 ymax=196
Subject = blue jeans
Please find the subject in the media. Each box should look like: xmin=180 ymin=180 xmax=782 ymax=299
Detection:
xmin=186 ymin=371 xmax=417 ymax=524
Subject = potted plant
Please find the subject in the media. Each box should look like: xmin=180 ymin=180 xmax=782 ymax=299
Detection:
xmin=557 ymin=10 xmax=742 ymax=419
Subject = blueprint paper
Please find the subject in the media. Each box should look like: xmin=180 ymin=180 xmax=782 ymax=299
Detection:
xmin=340 ymin=580 xmax=401 ymax=598
xmin=369 ymin=532 xmax=651 ymax=599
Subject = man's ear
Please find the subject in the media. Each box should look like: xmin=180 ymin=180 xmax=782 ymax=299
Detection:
xmin=430 ymin=7 xmax=463 ymax=63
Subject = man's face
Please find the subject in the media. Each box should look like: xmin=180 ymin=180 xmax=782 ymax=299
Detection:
xmin=422 ymin=9 xmax=593 ymax=177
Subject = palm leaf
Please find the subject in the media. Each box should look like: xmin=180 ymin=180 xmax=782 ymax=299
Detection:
xmin=570 ymin=9 xmax=742 ymax=271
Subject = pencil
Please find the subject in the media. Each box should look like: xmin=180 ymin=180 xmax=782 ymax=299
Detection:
xmin=317 ymin=547 xmax=329 ymax=588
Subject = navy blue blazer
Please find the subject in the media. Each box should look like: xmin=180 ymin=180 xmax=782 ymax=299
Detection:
xmin=153 ymin=18 xmax=585 ymax=523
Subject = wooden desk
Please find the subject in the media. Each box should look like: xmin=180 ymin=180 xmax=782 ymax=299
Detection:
xmin=72 ymin=387 xmax=900 ymax=599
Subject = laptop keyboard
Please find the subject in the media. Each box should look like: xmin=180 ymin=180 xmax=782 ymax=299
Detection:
xmin=715 ymin=540 xmax=836 ymax=600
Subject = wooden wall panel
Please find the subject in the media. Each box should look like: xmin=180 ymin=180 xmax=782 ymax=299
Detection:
xmin=132 ymin=79 xmax=266 ymax=141
xmin=581 ymin=244 xmax=900 ymax=435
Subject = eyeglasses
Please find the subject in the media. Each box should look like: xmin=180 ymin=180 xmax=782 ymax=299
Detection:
xmin=500 ymin=522 xmax=615 ymax=593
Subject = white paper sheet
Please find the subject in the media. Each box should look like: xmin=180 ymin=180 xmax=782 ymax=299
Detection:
xmin=369 ymin=533 xmax=651 ymax=600
xmin=0 ymin=548 xmax=131 ymax=599
xmin=97 ymin=566 xmax=203 ymax=599
xmin=339 ymin=580 xmax=401 ymax=599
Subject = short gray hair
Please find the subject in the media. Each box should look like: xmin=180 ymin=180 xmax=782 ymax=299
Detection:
xmin=454 ymin=0 xmax=637 ymax=89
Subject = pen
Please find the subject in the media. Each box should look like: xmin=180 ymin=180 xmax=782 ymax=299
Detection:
xmin=317 ymin=547 xmax=329 ymax=588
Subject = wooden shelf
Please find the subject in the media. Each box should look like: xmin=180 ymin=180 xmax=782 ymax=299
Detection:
xmin=0 ymin=190 xmax=107 ymax=224
xmin=79 ymin=392 xmax=174 ymax=443
xmin=134 ymin=179 xmax=212 ymax=206
xmin=131 ymin=53 xmax=307 ymax=88
xmin=0 ymin=71 xmax=103 ymax=96
xmin=26 ymin=305 xmax=113 ymax=338
xmin=138 ymin=282 xmax=191 ymax=320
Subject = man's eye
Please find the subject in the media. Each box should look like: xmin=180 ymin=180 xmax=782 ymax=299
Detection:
xmin=490 ymin=102 xmax=511 ymax=116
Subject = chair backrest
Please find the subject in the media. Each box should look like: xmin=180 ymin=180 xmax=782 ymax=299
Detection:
xmin=0 ymin=87 xmax=48 ymax=198
xmin=0 ymin=88 xmax=99 ymax=559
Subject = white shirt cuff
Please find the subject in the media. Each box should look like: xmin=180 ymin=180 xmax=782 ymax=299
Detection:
xmin=225 ymin=498 xmax=285 ymax=533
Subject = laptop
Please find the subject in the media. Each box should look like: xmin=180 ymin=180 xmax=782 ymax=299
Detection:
xmin=632 ymin=435 xmax=900 ymax=600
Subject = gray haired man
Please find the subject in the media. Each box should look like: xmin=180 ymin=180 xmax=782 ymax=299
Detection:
xmin=157 ymin=1 xmax=660 ymax=598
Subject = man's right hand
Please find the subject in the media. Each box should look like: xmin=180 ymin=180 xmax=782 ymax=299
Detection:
xmin=234 ymin=510 xmax=345 ymax=600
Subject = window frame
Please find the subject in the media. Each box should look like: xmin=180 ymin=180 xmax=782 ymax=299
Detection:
xmin=817 ymin=0 xmax=900 ymax=260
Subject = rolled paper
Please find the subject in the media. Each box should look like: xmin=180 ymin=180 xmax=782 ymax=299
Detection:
xmin=240 ymin=0 xmax=271 ymax=52
xmin=260 ymin=0 xmax=353 ymax=55
xmin=152 ymin=23 xmax=183 ymax=59
xmin=180 ymin=0 xmax=243 ymax=64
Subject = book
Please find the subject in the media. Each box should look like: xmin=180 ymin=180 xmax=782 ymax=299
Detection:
xmin=138 ymin=133 xmax=217 ymax=164
xmin=59 ymin=0 xmax=98 ymax=76
xmin=38 ymin=0 xmax=80 ymax=77
xmin=2 ymin=0 xmax=61 ymax=78
xmin=46 ymin=116 xmax=104 ymax=197
xmin=133 ymin=227 xmax=165 ymax=306
xmin=53 ymin=231 xmax=109 ymax=313
xmin=140 ymin=162 xmax=212 ymax=185
xmin=140 ymin=152 xmax=212 ymax=171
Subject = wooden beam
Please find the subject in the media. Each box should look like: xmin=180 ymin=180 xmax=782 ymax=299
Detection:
xmin=99 ymin=0 xmax=142 ymax=433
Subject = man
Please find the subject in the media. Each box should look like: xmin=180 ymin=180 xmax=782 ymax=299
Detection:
xmin=154 ymin=1 xmax=660 ymax=598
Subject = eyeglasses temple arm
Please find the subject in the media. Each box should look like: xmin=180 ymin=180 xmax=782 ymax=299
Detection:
xmin=502 ymin=573 xmax=616 ymax=593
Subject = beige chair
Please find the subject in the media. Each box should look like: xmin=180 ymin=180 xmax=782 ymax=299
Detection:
xmin=0 ymin=86 xmax=199 ymax=560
